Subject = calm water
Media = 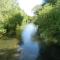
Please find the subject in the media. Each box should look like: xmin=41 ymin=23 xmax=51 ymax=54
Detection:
xmin=18 ymin=23 xmax=60 ymax=60
xmin=19 ymin=23 xmax=40 ymax=60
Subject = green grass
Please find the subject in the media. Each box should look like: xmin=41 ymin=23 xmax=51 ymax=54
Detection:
xmin=0 ymin=36 xmax=19 ymax=60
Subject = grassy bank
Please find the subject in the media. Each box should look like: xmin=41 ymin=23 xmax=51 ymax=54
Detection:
xmin=0 ymin=37 xmax=19 ymax=60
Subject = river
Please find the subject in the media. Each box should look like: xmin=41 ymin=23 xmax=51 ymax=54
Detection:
xmin=18 ymin=23 xmax=40 ymax=60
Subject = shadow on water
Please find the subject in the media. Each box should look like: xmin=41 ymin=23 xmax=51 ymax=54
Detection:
xmin=0 ymin=48 xmax=19 ymax=60
xmin=18 ymin=23 xmax=60 ymax=60
xmin=37 ymin=43 xmax=60 ymax=60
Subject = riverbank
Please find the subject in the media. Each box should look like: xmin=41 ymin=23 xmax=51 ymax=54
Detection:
xmin=0 ymin=36 xmax=19 ymax=60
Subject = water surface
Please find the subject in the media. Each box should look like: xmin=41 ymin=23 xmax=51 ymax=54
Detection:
xmin=19 ymin=23 xmax=39 ymax=60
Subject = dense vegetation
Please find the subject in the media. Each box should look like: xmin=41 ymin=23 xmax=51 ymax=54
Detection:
xmin=34 ymin=0 xmax=60 ymax=45
xmin=0 ymin=0 xmax=60 ymax=44
xmin=0 ymin=0 xmax=60 ymax=60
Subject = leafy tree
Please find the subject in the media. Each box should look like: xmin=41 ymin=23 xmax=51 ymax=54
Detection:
xmin=34 ymin=0 xmax=60 ymax=44
xmin=4 ymin=13 xmax=23 ymax=36
xmin=0 ymin=0 xmax=24 ymax=37
xmin=48 ymin=0 xmax=57 ymax=5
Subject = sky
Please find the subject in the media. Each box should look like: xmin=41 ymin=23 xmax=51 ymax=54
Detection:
xmin=16 ymin=0 xmax=44 ymax=16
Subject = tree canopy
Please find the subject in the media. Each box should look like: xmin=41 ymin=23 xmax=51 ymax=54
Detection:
xmin=34 ymin=0 xmax=60 ymax=44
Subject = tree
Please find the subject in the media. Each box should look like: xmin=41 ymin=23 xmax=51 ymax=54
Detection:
xmin=4 ymin=13 xmax=23 ymax=36
xmin=0 ymin=0 xmax=23 ymax=37
xmin=34 ymin=0 xmax=60 ymax=44
xmin=48 ymin=0 xmax=57 ymax=5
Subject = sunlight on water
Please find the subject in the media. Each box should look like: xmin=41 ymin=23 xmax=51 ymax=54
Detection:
xmin=19 ymin=23 xmax=39 ymax=60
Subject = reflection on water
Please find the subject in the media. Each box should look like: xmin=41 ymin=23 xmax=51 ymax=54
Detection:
xmin=19 ymin=23 xmax=39 ymax=60
xmin=18 ymin=23 xmax=60 ymax=60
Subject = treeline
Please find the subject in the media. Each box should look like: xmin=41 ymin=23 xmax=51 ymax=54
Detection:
xmin=33 ymin=0 xmax=60 ymax=45
xmin=0 ymin=0 xmax=60 ymax=44
xmin=0 ymin=0 xmax=28 ymax=38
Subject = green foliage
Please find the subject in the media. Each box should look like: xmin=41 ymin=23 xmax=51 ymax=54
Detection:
xmin=4 ymin=13 xmax=23 ymax=37
xmin=34 ymin=0 xmax=60 ymax=44
xmin=0 ymin=0 xmax=24 ymax=37
xmin=0 ymin=21 xmax=6 ymax=34
xmin=48 ymin=0 xmax=57 ymax=5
